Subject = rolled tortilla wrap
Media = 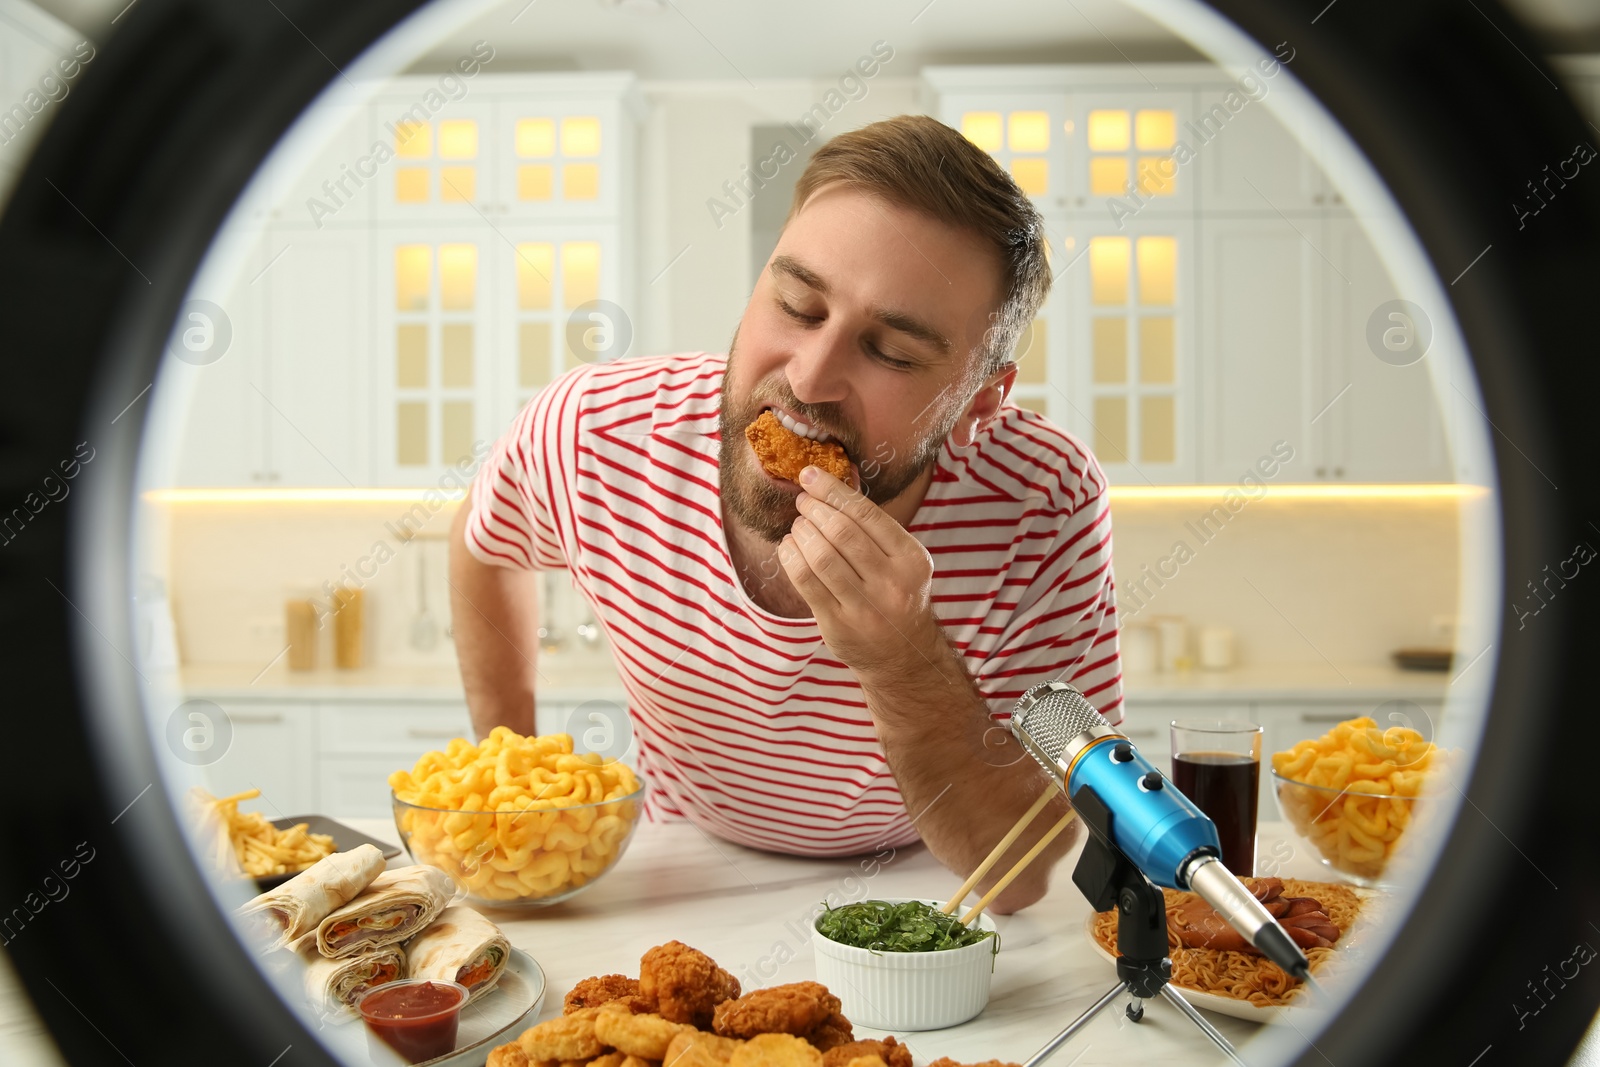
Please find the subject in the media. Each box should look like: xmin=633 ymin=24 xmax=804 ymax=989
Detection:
xmin=314 ymin=865 xmax=455 ymax=958
xmin=405 ymin=906 xmax=511 ymax=1003
xmin=296 ymin=939 xmax=407 ymax=1016
xmin=237 ymin=844 xmax=387 ymax=950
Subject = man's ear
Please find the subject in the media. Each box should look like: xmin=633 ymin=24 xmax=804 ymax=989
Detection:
xmin=949 ymin=362 xmax=1018 ymax=447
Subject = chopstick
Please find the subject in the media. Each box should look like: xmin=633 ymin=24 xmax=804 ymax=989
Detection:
xmin=958 ymin=808 xmax=1080 ymax=927
xmin=939 ymin=790 xmax=1053 ymax=915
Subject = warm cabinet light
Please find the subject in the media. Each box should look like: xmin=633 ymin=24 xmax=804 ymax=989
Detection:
xmin=1107 ymin=484 xmax=1488 ymax=502
xmin=142 ymin=484 xmax=1488 ymax=505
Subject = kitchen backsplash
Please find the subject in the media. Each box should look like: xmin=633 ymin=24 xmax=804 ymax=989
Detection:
xmin=149 ymin=488 xmax=1467 ymax=675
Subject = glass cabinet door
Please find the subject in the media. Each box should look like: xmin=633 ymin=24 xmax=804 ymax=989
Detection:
xmin=1063 ymin=219 xmax=1195 ymax=482
xmin=494 ymin=98 xmax=625 ymax=221
xmin=495 ymin=223 xmax=622 ymax=428
xmin=380 ymin=232 xmax=493 ymax=484
xmin=1062 ymin=91 xmax=1196 ymax=217
xmin=372 ymin=98 xmax=499 ymax=223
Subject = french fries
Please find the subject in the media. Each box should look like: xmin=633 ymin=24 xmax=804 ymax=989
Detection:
xmin=1271 ymin=716 xmax=1439 ymax=880
xmin=389 ymin=727 xmax=642 ymax=902
xmin=193 ymin=787 xmax=336 ymax=877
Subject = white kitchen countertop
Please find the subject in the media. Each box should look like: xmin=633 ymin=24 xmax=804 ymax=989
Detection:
xmin=179 ymin=659 xmax=1448 ymax=704
xmin=1 ymin=819 xmax=1347 ymax=1066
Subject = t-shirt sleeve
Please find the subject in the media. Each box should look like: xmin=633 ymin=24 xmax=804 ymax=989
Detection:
xmin=972 ymin=467 xmax=1125 ymax=727
xmin=462 ymin=372 xmax=579 ymax=572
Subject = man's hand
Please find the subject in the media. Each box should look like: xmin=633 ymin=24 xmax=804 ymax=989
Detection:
xmin=776 ymin=464 xmax=943 ymax=687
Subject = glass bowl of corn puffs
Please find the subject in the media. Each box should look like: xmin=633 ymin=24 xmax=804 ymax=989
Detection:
xmin=1271 ymin=715 xmax=1445 ymax=888
xmin=389 ymin=727 xmax=645 ymax=908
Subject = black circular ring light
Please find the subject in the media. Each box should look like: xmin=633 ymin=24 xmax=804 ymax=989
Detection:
xmin=0 ymin=0 xmax=1596 ymax=1063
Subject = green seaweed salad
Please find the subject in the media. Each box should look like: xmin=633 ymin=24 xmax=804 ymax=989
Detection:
xmin=815 ymin=899 xmax=998 ymax=953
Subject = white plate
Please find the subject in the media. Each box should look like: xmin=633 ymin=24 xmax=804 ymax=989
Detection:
xmin=419 ymin=948 xmax=546 ymax=1066
xmin=1081 ymin=913 xmax=1309 ymax=1024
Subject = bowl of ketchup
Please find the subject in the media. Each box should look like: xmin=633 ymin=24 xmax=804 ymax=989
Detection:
xmin=357 ymin=978 xmax=468 ymax=1064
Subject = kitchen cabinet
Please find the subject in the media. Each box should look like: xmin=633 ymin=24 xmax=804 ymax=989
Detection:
xmin=1318 ymin=216 xmax=1451 ymax=482
xmin=319 ymin=701 xmax=474 ymax=817
xmin=923 ymin=64 xmax=1455 ymax=485
xmin=169 ymin=241 xmax=273 ymax=487
xmin=262 ymin=226 xmax=374 ymax=485
xmin=201 ymin=701 xmax=317 ymax=814
xmin=1194 ymin=218 xmax=1320 ymax=482
xmin=173 ymin=72 xmax=641 ymax=489
xmin=1193 ymin=87 xmax=1332 ymax=213
xmin=181 ymin=690 xmax=610 ymax=820
xmin=1056 ymin=217 xmax=1197 ymax=483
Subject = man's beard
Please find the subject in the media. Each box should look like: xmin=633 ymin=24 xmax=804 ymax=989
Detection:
xmin=717 ymin=330 xmax=958 ymax=543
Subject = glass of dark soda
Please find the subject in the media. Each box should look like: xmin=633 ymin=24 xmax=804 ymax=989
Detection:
xmin=1169 ymin=719 xmax=1263 ymax=875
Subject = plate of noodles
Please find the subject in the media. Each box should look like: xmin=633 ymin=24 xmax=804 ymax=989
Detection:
xmin=1083 ymin=877 xmax=1367 ymax=1022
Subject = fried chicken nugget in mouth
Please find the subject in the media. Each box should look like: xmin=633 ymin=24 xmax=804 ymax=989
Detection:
xmin=713 ymin=982 xmax=842 ymax=1039
xmin=744 ymin=410 xmax=852 ymax=484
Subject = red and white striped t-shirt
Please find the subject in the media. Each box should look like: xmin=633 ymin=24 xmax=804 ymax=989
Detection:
xmin=465 ymin=351 xmax=1123 ymax=858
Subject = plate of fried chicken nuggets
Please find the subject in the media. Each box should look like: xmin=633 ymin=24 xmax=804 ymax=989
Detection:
xmin=486 ymin=942 xmax=1018 ymax=1067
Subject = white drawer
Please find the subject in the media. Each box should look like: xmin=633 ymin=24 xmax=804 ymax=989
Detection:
xmin=319 ymin=756 xmax=411 ymax=821
xmin=319 ymin=702 xmax=472 ymax=755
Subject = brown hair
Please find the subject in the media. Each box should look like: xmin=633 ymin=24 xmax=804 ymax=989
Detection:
xmin=785 ymin=114 xmax=1052 ymax=380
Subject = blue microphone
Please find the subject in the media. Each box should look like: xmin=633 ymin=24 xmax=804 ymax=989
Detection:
xmin=1010 ymin=681 xmax=1311 ymax=980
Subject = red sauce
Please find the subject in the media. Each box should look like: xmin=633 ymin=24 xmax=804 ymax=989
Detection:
xmin=358 ymin=980 xmax=465 ymax=1063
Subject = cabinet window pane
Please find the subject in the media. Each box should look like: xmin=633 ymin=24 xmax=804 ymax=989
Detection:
xmin=1092 ymin=318 xmax=1127 ymax=383
xmin=397 ymin=402 xmax=428 ymax=466
xmin=562 ymin=242 xmax=601 ymax=308
xmin=395 ymin=121 xmax=431 ymax=159
xmin=442 ymin=400 xmax=474 ymax=465
xmin=438 ymin=119 xmax=478 ymax=159
xmin=1135 ymin=110 xmax=1176 ymax=150
xmin=1140 ymin=395 xmax=1176 ymax=463
xmin=561 ymin=116 xmax=602 ymax=157
xmin=516 ymin=243 xmax=554 ymax=309
xmin=961 ymin=111 xmax=1002 ymax=152
xmin=1136 ymin=236 xmax=1176 ymax=306
xmin=1015 ymin=395 xmax=1048 ymax=416
xmin=396 ymin=324 xmax=427 ymax=388
xmin=439 ymin=166 xmax=476 ymax=203
xmin=395 ymin=245 xmax=431 ymax=310
xmin=1008 ymin=111 xmax=1050 ymax=152
xmin=1090 ymin=237 xmax=1130 ymax=305
xmin=518 ymin=163 xmax=554 ymax=201
xmin=1090 ymin=157 xmax=1128 ymax=197
xmin=396 ymin=168 xmax=429 ymax=203
xmin=517 ymin=118 xmax=555 ymax=157
xmin=1137 ymin=157 xmax=1176 ymax=197
xmin=1140 ymin=316 xmax=1175 ymax=383
xmin=1093 ymin=396 xmax=1128 ymax=459
xmin=1087 ymin=110 xmax=1130 ymax=151
xmin=1010 ymin=158 xmax=1048 ymax=197
xmin=563 ymin=163 xmax=600 ymax=200
xmin=1014 ymin=319 xmax=1047 ymax=384
xmin=519 ymin=323 xmax=551 ymax=388
xmin=441 ymin=323 xmax=473 ymax=388
xmin=439 ymin=244 xmax=477 ymax=311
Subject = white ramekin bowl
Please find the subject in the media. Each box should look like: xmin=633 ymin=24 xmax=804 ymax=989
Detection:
xmin=812 ymin=897 xmax=1000 ymax=1030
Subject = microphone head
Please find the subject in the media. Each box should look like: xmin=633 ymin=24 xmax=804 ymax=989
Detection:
xmin=1010 ymin=681 xmax=1111 ymax=765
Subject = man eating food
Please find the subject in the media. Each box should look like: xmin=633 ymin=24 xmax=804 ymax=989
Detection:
xmin=450 ymin=114 xmax=1122 ymax=913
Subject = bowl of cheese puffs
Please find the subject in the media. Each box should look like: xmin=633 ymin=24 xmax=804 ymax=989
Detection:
xmin=1272 ymin=715 xmax=1445 ymax=888
xmin=389 ymin=727 xmax=645 ymax=907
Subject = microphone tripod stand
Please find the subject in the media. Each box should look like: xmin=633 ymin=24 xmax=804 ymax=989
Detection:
xmin=1023 ymin=787 xmax=1248 ymax=1067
